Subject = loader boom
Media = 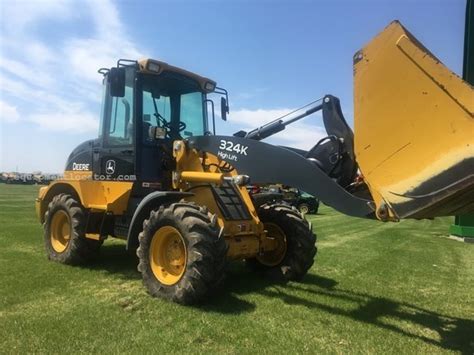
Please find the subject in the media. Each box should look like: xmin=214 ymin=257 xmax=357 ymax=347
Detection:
xmin=187 ymin=135 xmax=375 ymax=218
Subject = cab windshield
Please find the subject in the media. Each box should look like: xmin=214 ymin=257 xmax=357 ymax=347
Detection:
xmin=141 ymin=72 xmax=207 ymax=140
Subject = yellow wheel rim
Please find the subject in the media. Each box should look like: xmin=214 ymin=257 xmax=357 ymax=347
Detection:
xmin=149 ymin=226 xmax=187 ymax=286
xmin=299 ymin=205 xmax=309 ymax=215
xmin=257 ymin=223 xmax=287 ymax=266
xmin=50 ymin=210 xmax=71 ymax=253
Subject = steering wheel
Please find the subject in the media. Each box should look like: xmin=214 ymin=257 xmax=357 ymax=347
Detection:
xmin=177 ymin=121 xmax=187 ymax=132
xmin=154 ymin=113 xmax=187 ymax=137
xmin=155 ymin=113 xmax=168 ymax=128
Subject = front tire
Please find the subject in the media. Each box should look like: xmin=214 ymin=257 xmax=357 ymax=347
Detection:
xmin=248 ymin=203 xmax=317 ymax=281
xmin=44 ymin=194 xmax=101 ymax=265
xmin=137 ymin=202 xmax=227 ymax=305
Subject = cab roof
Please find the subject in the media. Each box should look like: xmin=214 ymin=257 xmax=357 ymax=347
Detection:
xmin=137 ymin=58 xmax=217 ymax=93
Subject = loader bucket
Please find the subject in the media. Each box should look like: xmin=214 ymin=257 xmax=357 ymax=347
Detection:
xmin=353 ymin=21 xmax=474 ymax=220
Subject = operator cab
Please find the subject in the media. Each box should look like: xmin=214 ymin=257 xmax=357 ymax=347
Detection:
xmin=91 ymin=58 xmax=229 ymax=189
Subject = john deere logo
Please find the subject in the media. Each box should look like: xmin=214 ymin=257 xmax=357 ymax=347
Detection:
xmin=105 ymin=160 xmax=116 ymax=174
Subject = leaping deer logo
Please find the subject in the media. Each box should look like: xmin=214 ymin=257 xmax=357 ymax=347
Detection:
xmin=105 ymin=160 xmax=116 ymax=174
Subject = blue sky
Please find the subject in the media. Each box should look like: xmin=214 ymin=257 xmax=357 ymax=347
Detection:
xmin=0 ymin=0 xmax=466 ymax=173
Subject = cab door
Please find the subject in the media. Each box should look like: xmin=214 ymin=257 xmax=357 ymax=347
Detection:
xmin=93 ymin=67 xmax=136 ymax=181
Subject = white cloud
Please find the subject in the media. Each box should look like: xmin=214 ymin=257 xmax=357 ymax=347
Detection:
xmin=0 ymin=57 xmax=55 ymax=89
xmin=1 ymin=0 xmax=75 ymax=35
xmin=0 ymin=0 xmax=145 ymax=135
xmin=66 ymin=38 xmax=142 ymax=84
xmin=233 ymin=87 xmax=268 ymax=102
xmin=229 ymin=108 xmax=327 ymax=150
xmin=24 ymin=42 xmax=56 ymax=65
xmin=0 ymin=73 xmax=76 ymax=111
xmin=64 ymin=0 xmax=145 ymax=86
xmin=229 ymin=108 xmax=292 ymax=127
xmin=29 ymin=112 xmax=99 ymax=133
xmin=0 ymin=101 xmax=20 ymax=123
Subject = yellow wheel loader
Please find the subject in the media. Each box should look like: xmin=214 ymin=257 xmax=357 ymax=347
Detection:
xmin=36 ymin=21 xmax=473 ymax=304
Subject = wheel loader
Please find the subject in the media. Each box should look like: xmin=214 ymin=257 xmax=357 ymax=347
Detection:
xmin=36 ymin=21 xmax=474 ymax=304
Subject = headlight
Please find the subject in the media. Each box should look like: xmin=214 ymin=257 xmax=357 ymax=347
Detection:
xmin=204 ymin=81 xmax=216 ymax=92
xmin=147 ymin=61 xmax=161 ymax=73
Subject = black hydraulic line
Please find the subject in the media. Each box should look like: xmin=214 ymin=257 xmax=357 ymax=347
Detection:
xmin=244 ymin=101 xmax=323 ymax=141
xmin=282 ymin=103 xmax=323 ymax=126
xmin=244 ymin=120 xmax=285 ymax=140
xmin=268 ymin=97 xmax=323 ymax=123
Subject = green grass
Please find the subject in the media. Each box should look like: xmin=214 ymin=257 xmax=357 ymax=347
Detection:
xmin=0 ymin=184 xmax=473 ymax=354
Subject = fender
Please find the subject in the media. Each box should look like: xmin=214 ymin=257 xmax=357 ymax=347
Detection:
xmin=187 ymin=135 xmax=375 ymax=219
xmin=126 ymin=191 xmax=193 ymax=250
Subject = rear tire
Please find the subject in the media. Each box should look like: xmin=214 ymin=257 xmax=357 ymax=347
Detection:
xmin=44 ymin=193 xmax=101 ymax=265
xmin=248 ymin=203 xmax=317 ymax=281
xmin=137 ymin=202 xmax=227 ymax=304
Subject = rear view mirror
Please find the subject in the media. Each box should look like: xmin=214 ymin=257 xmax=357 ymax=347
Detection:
xmin=108 ymin=67 xmax=125 ymax=97
xmin=220 ymin=97 xmax=229 ymax=121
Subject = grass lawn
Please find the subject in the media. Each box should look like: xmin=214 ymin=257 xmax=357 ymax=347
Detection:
xmin=0 ymin=184 xmax=473 ymax=353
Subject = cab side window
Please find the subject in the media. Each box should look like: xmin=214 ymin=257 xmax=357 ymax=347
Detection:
xmin=105 ymin=68 xmax=134 ymax=146
xmin=179 ymin=92 xmax=205 ymax=137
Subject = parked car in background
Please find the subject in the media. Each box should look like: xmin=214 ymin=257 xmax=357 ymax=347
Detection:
xmin=248 ymin=184 xmax=319 ymax=215
xmin=281 ymin=188 xmax=320 ymax=214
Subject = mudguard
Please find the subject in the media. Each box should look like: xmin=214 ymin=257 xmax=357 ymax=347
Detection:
xmin=126 ymin=191 xmax=193 ymax=250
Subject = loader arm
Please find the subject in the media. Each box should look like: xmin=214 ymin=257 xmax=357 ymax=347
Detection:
xmin=187 ymin=135 xmax=375 ymax=218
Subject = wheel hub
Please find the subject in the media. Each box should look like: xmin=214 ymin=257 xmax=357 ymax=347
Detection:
xmin=50 ymin=210 xmax=71 ymax=253
xmin=299 ymin=205 xmax=309 ymax=214
xmin=257 ymin=222 xmax=287 ymax=266
xmin=150 ymin=226 xmax=187 ymax=285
